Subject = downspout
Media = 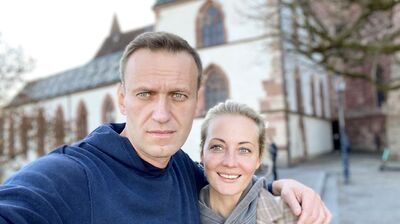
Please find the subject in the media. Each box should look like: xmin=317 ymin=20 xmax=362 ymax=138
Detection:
xmin=277 ymin=1 xmax=292 ymax=166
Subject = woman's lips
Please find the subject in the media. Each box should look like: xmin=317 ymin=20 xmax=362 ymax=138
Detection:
xmin=217 ymin=172 xmax=241 ymax=180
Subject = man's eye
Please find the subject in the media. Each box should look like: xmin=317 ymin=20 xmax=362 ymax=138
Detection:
xmin=209 ymin=145 xmax=223 ymax=152
xmin=239 ymin=147 xmax=251 ymax=154
xmin=172 ymin=93 xmax=187 ymax=101
xmin=136 ymin=92 xmax=151 ymax=99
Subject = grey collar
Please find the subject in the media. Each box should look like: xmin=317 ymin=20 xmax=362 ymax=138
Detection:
xmin=198 ymin=177 xmax=264 ymax=224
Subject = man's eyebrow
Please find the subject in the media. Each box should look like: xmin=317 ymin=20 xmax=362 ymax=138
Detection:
xmin=132 ymin=86 xmax=153 ymax=92
xmin=170 ymin=87 xmax=191 ymax=93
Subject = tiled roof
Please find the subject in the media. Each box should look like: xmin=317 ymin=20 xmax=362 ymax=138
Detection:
xmin=7 ymin=24 xmax=154 ymax=108
xmin=7 ymin=51 xmax=122 ymax=108
xmin=154 ymin=0 xmax=189 ymax=7
xmin=154 ymin=0 xmax=178 ymax=6
xmin=94 ymin=25 xmax=154 ymax=58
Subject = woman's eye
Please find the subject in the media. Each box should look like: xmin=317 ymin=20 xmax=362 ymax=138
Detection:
xmin=239 ymin=147 xmax=251 ymax=154
xmin=209 ymin=145 xmax=223 ymax=152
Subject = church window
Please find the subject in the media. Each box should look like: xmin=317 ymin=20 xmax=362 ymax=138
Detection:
xmin=375 ymin=65 xmax=386 ymax=107
xmin=8 ymin=114 xmax=15 ymax=158
xmin=76 ymin=101 xmax=88 ymax=140
xmin=204 ymin=66 xmax=229 ymax=111
xmin=20 ymin=114 xmax=31 ymax=157
xmin=197 ymin=1 xmax=226 ymax=47
xmin=54 ymin=106 xmax=65 ymax=146
xmin=102 ymin=94 xmax=116 ymax=123
xmin=320 ymin=80 xmax=325 ymax=118
xmin=37 ymin=108 xmax=46 ymax=156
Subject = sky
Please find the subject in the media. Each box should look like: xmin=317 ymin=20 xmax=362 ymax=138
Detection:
xmin=0 ymin=0 xmax=155 ymax=82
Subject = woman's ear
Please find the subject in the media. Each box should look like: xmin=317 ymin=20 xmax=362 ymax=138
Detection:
xmin=256 ymin=158 xmax=262 ymax=170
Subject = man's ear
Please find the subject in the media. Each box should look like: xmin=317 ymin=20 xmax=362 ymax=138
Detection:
xmin=200 ymin=148 xmax=205 ymax=163
xmin=117 ymin=83 xmax=127 ymax=115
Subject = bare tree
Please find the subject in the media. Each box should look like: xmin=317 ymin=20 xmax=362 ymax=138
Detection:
xmin=0 ymin=33 xmax=34 ymax=105
xmin=252 ymin=0 xmax=400 ymax=91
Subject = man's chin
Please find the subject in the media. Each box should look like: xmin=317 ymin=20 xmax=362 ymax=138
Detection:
xmin=150 ymin=146 xmax=180 ymax=157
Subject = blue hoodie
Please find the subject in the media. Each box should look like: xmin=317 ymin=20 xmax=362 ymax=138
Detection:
xmin=0 ymin=123 xmax=207 ymax=224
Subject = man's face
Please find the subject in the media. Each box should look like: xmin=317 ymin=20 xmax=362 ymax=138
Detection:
xmin=118 ymin=49 xmax=198 ymax=168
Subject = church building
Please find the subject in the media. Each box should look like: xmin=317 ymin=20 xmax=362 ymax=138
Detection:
xmin=0 ymin=0 xmax=334 ymax=178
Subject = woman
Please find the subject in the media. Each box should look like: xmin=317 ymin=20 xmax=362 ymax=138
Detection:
xmin=199 ymin=100 xmax=297 ymax=224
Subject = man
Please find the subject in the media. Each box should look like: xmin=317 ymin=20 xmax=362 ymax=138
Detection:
xmin=0 ymin=32 xmax=331 ymax=223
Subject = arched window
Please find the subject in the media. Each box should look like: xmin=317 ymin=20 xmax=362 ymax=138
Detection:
xmin=196 ymin=1 xmax=226 ymax=48
xmin=37 ymin=108 xmax=46 ymax=156
xmin=376 ymin=65 xmax=386 ymax=107
xmin=295 ymin=67 xmax=303 ymax=113
xmin=320 ymin=80 xmax=325 ymax=118
xmin=20 ymin=114 xmax=31 ymax=157
xmin=76 ymin=100 xmax=88 ymax=140
xmin=204 ymin=65 xmax=229 ymax=112
xmin=8 ymin=113 xmax=15 ymax=158
xmin=54 ymin=106 xmax=65 ymax=147
xmin=102 ymin=94 xmax=116 ymax=123
xmin=310 ymin=76 xmax=316 ymax=116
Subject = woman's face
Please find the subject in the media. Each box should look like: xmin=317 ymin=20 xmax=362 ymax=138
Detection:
xmin=201 ymin=114 xmax=261 ymax=198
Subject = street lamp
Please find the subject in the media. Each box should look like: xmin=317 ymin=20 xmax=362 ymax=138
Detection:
xmin=335 ymin=75 xmax=350 ymax=184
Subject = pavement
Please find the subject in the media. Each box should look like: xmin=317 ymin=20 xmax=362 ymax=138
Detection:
xmin=265 ymin=151 xmax=400 ymax=224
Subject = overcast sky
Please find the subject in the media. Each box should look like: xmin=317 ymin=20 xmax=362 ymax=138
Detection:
xmin=0 ymin=0 xmax=155 ymax=81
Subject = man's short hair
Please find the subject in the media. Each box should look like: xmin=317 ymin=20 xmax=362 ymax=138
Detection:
xmin=119 ymin=31 xmax=203 ymax=89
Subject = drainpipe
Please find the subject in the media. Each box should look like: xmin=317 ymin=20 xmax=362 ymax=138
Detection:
xmin=277 ymin=2 xmax=292 ymax=166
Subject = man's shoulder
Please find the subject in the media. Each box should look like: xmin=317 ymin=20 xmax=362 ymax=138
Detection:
xmin=171 ymin=149 xmax=207 ymax=189
xmin=171 ymin=149 xmax=202 ymax=169
xmin=5 ymin=148 xmax=87 ymax=186
xmin=0 ymin=147 xmax=92 ymax=224
xmin=171 ymin=149 xmax=193 ymax=163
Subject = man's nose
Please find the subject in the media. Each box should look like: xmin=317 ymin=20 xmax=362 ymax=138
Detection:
xmin=221 ymin=150 xmax=238 ymax=167
xmin=152 ymin=98 xmax=171 ymax=123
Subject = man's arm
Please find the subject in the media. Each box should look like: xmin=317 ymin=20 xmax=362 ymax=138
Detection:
xmin=0 ymin=154 xmax=90 ymax=224
xmin=271 ymin=179 xmax=332 ymax=224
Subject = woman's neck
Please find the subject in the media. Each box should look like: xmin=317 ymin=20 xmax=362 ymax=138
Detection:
xmin=208 ymin=187 xmax=242 ymax=218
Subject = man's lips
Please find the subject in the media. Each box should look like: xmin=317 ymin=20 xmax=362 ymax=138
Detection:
xmin=147 ymin=130 xmax=176 ymax=138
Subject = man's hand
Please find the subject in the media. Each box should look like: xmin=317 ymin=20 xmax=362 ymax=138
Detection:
xmin=272 ymin=179 xmax=332 ymax=224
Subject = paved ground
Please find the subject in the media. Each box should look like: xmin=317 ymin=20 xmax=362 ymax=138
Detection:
xmin=272 ymin=151 xmax=400 ymax=224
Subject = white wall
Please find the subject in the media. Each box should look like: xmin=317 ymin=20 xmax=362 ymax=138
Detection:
xmin=155 ymin=1 xmax=203 ymax=45
xmin=304 ymin=117 xmax=333 ymax=157
xmin=288 ymin=114 xmax=333 ymax=162
xmin=182 ymin=118 xmax=204 ymax=162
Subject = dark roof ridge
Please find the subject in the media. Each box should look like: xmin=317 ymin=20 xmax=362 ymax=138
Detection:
xmin=6 ymin=51 xmax=123 ymax=108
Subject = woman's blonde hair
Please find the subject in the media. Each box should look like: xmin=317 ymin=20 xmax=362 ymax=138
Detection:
xmin=200 ymin=100 xmax=266 ymax=158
